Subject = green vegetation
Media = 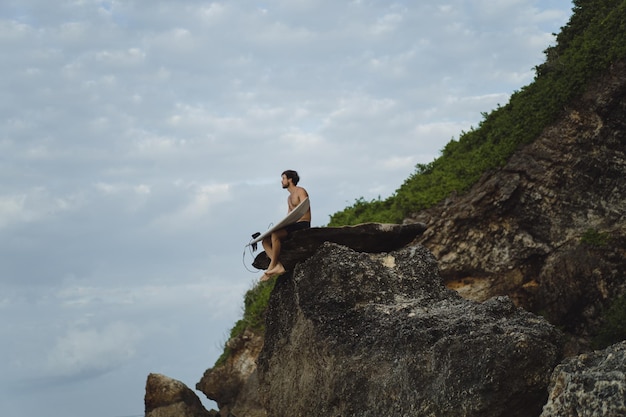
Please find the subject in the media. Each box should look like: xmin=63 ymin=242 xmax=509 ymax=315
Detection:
xmin=330 ymin=196 xmax=401 ymax=225
xmin=214 ymin=278 xmax=276 ymax=367
xmin=593 ymin=294 xmax=626 ymax=349
xmin=580 ymin=228 xmax=611 ymax=247
xmin=329 ymin=0 xmax=626 ymax=226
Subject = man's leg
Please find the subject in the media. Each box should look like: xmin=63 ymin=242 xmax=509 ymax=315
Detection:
xmin=262 ymin=236 xmax=273 ymax=269
xmin=263 ymin=229 xmax=287 ymax=279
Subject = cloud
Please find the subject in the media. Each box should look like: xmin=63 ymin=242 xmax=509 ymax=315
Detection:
xmin=0 ymin=1 xmax=574 ymax=415
xmin=151 ymin=181 xmax=232 ymax=232
xmin=44 ymin=322 xmax=141 ymax=382
xmin=0 ymin=187 xmax=83 ymax=230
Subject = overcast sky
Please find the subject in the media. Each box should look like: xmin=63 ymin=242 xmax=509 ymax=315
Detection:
xmin=1 ymin=1 xmax=572 ymax=416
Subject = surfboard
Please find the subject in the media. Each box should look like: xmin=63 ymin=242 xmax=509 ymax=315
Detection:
xmin=247 ymin=197 xmax=310 ymax=246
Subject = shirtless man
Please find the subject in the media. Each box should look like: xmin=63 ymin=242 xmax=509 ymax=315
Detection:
xmin=261 ymin=170 xmax=311 ymax=281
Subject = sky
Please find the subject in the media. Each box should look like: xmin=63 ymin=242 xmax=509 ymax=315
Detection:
xmin=1 ymin=1 xmax=573 ymax=416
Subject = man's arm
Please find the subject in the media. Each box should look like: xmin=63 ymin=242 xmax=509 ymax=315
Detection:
xmin=296 ymin=187 xmax=311 ymax=222
xmin=297 ymin=187 xmax=309 ymax=202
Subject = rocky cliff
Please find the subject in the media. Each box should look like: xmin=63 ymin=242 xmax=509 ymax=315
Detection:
xmin=196 ymin=329 xmax=265 ymax=417
xmin=257 ymin=243 xmax=563 ymax=417
xmin=410 ymin=60 xmax=626 ymax=350
xmin=144 ymin=61 xmax=626 ymax=417
xmin=541 ymin=341 xmax=626 ymax=416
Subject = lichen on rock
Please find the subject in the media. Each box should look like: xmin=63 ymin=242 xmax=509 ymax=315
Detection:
xmin=541 ymin=341 xmax=626 ymax=417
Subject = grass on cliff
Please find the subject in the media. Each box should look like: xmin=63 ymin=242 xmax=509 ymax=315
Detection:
xmin=214 ymin=278 xmax=276 ymax=367
xmin=329 ymin=0 xmax=626 ymax=226
xmin=580 ymin=228 xmax=611 ymax=247
xmin=594 ymin=295 xmax=626 ymax=349
xmin=582 ymin=230 xmax=625 ymax=349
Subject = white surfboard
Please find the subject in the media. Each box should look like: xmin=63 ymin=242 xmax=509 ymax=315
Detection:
xmin=248 ymin=197 xmax=310 ymax=246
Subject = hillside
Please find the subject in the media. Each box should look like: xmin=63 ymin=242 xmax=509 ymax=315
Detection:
xmin=329 ymin=0 xmax=626 ymax=226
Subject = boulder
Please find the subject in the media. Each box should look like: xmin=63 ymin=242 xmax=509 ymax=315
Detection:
xmin=145 ymin=373 xmax=215 ymax=417
xmin=257 ymin=242 xmax=564 ymax=417
xmin=541 ymin=341 xmax=626 ymax=416
xmin=196 ymin=329 xmax=266 ymax=417
xmin=252 ymin=222 xmax=427 ymax=272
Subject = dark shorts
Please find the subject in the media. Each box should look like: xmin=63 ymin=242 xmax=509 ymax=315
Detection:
xmin=285 ymin=221 xmax=311 ymax=236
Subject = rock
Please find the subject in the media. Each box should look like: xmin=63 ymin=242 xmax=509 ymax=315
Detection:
xmin=196 ymin=329 xmax=266 ymax=417
xmin=541 ymin=341 xmax=626 ymax=417
xmin=257 ymin=242 xmax=564 ymax=417
xmin=200 ymin=223 xmax=426 ymax=417
xmin=251 ymin=222 xmax=427 ymax=272
xmin=409 ymin=61 xmax=626 ymax=345
xmin=145 ymin=373 xmax=215 ymax=417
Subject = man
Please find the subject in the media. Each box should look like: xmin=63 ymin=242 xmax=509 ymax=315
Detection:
xmin=261 ymin=170 xmax=311 ymax=281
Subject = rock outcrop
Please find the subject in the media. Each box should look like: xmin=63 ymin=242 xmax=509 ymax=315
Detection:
xmin=196 ymin=330 xmax=266 ymax=417
xmin=541 ymin=341 xmax=626 ymax=416
xmin=257 ymin=242 xmax=564 ymax=417
xmin=197 ymin=222 xmax=427 ymax=416
xmin=252 ymin=222 xmax=427 ymax=272
xmin=145 ymin=373 xmax=216 ymax=417
xmin=410 ymin=60 xmax=626 ymax=346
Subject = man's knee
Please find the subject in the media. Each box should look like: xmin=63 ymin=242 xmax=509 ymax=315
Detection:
xmin=273 ymin=229 xmax=287 ymax=241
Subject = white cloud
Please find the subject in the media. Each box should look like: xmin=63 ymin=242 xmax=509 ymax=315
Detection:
xmin=55 ymin=278 xmax=245 ymax=312
xmin=199 ymin=2 xmax=227 ymax=21
xmin=323 ymin=95 xmax=397 ymax=129
xmin=151 ymin=182 xmax=232 ymax=232
xmin=379 ymin=155 xmax=417 ymax=171
xmin=0 ymin=188 xmax=82 ymax=229
xmin=279 ymin=130 xmax=327 ymax=152
xmin=95 ymin=47 xmax=146 ymax=67
xmin=58 ymin=21 xmax=89 ymax=39
xmin=0 ymin=19 xmax=32 ymax=40
xmin=45 ymin=322 xmax=141 ymax=379
xmin=0 ymin=0 xmax=574 ymax=415
xmin=130 ymin=133 xmax=191 ymax=156
xmin=0 ymin=194 xmax=25 ymax=227
xmin=371 ymin=9 xmax=406 ymax=36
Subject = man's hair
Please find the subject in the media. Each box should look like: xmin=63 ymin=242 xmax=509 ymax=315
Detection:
xmin=282 ymin=170 xmax=300 ymax=185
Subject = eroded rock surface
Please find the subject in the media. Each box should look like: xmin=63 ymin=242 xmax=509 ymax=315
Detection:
xmin=257 ymin=242 xmax=564 ymax=417
xmin=541 ymin=341 xmax=626 ymax=417
xmin=410 ymin=61 xmax=626 ymax=345
xmin=196 ymin=329 xmax=266 ymax=417
xmin=145 ymin=373 xmax=215 ymax=417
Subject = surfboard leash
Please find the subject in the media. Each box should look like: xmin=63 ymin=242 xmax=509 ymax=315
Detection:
xmin=242 ymin=247 xmax=259 ymax=273
xmin=242 ymin=221 xmax=275 ymax=273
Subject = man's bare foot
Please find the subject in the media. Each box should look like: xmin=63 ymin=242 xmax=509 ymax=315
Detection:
xmin=260 ymin=272 xmax=272 ymax=282
xmin=265 ymin=262 xmax=286 ymax=277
